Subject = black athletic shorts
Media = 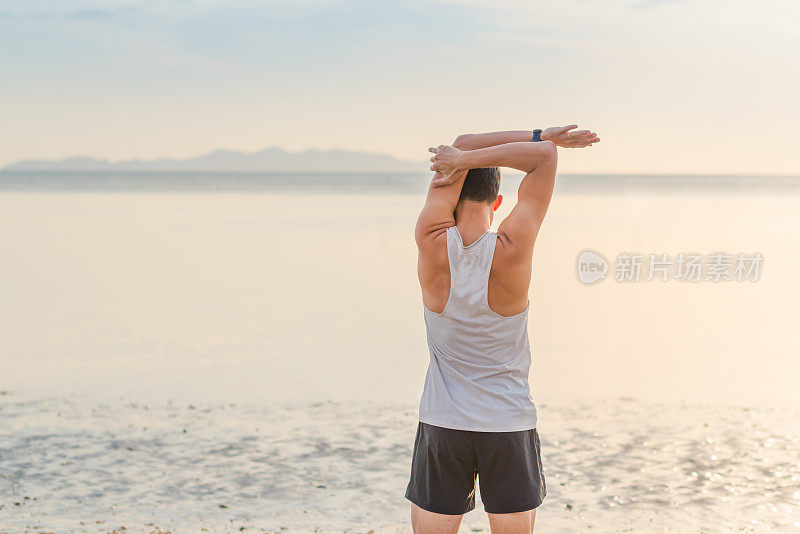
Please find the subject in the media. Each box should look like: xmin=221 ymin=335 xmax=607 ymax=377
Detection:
xmin=405 ymin=421 xmax=546 ymax=515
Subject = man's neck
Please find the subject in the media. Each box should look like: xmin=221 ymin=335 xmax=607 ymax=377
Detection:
xmin=454 ymin=203 xmax=491 ymax=246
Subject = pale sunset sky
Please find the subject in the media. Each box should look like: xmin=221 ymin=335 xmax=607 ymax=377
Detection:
xmin=1 ymin=0 xmax=798 ymax=174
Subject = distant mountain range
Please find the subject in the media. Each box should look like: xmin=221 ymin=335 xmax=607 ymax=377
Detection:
xmin=1 ymin=147 xmax=425 ymax=173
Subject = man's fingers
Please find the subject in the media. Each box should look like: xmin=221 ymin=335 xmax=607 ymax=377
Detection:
xmin=572 ymin=136 xmax=599 ymax=146
xmin=564 ymin=136 xmax=600 ymax=148
xmin=566 ymin=132 xmax=596 ymax=145
xmin=575 ymin=138 xmax=600 ymax=147
xmin=431 ymin=168 xmax=459 ymax=187
xmin=559 ymin=124 xmax=578 ymax=133
xmin=428 ymin=147 xmax=439 ymax=154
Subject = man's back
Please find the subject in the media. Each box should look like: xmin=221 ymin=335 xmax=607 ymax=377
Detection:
xmin=421 ymin=220 xmax=535 ymax=318
xmin=419 ymin=225 xmax=538 ymax=432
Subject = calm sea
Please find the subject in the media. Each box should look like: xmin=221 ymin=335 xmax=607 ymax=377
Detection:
xmin=1 ymin=171 xmax=798 ymax=405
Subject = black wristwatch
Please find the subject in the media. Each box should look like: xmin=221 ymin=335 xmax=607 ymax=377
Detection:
xmin=532 ymin=129 xmax=543 ymax=142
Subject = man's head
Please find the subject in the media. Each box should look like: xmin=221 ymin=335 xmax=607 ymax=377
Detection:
xmin=455 ymin=167 xmax=503 ymax=223
xmin=459 ymin=167 xmax=500 ymax=204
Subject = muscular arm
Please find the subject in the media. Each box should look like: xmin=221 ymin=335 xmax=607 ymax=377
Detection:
xmin=430 ymin=140 xmax=559 ymax=256
xmin=414 ymin=168 xmax=468 ymax=245
xmin=413 ymin=150 xmax=469 ymax=314
xmin=452 ymin=141 xmax=556 ymax=175
xmin=452 ymin=131 xmax=536 ymax=151
xmin=415 ymin=137 xmax=555 ymax=243
xmin=452 ymin=126 xmax=598 ymax=152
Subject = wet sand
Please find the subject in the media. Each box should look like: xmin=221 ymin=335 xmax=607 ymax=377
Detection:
xmin=2 ymin=393 xmax=798 ymax=533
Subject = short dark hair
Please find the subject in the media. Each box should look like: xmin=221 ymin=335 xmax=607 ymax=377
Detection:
xmin=458 ymin=167 xmax=500 ymax=204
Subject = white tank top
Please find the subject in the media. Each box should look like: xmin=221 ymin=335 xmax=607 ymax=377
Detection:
xmin=418 ymin=226 xmax=538 ymax=432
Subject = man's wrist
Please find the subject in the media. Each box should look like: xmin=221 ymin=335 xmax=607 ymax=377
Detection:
xmin=539 ymin=128 xmax=553 ymax=142
xmin=457 ymin=148 xmax=473 ymax=171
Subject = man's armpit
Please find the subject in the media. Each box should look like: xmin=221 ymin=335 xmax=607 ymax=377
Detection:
xmin=497 ymin=204 xmax=541 ymax=250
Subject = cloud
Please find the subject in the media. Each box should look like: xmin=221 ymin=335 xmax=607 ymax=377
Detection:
xmin=629 ymin=0 xmax=686 ymax=9
xmin=65 ymin=7 xmax=139 ymax=21
xmin=0 ymin=0 xmax=334 ymax=20
xmin=0 ymin=2 xmax=141 ymax=22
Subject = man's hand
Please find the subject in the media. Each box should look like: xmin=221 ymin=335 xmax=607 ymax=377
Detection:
xmin=541 ymin=125 xmax=599 ymax=148
xmin=429 ymin=145 xmax=467 ymax=187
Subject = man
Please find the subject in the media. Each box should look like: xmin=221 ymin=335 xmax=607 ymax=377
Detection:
xmin=406 ymin=126 xmax=600 ymax=533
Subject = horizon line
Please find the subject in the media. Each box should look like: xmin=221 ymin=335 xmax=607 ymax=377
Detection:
xmin=2 ymin=169 xmax=800 ymax=178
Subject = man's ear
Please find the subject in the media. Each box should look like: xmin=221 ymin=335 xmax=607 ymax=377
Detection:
xmin=493 ymin=194 xmax=503 ymax=212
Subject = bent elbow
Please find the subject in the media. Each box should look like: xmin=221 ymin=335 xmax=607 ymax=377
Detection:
xmin=522 ymin=140 xmax=557 ymax=172
xmin=414 ymin=215 xmax=436 ymax=246
xmin=540 ymin=140 xmax=557 ymax=165
xmin=414 ymin=219 xmax=428 ymax=246
xmin=452 ymin=134 xmax=471 ymax=149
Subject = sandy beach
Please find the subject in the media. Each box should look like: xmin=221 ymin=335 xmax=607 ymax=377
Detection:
xmin=2 ymin=392 xmax=799 ymax=533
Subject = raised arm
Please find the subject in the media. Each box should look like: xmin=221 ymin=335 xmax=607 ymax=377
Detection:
xmin=429 ymin=140 xmax=559 ymax=257
xmin=414 ymin=167 xmax=468 ymax=246
xmin=414 ymin=138 xmax=556 ymax=244
xmin=437 ymin=141 xmax=557 ymax=175
xmin=416 ymin=125 xmax=599 ymax=246
xmin=453 ymin=126 xmax=598 ymax=152
xmin=452 ymin=131 xmax=538 ymax=150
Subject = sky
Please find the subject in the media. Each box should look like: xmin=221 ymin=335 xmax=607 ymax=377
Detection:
xmin=1 ymin=0 xmax=799 ymax=174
